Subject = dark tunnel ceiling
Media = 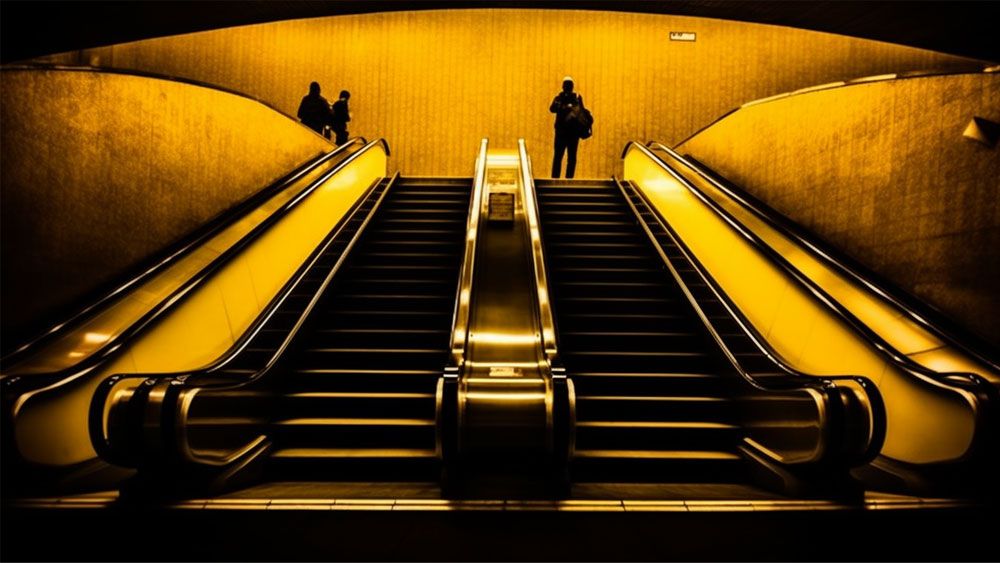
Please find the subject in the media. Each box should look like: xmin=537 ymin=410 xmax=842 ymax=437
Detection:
xmin=2 ymin=1 xmax=998 ymax=64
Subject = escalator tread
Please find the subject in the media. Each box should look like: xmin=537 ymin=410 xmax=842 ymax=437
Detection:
xmin=539 ymin=180 xmax=747 ymax=484
xmin=194 ymin=178 xmax=470 ymax=483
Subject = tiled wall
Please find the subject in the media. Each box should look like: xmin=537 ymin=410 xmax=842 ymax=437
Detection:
xmin=0 ymin=69 xmax=330 ymax=341
xmin=678 ymin=73 xmax=1000 ymax=348
xmin=45 ymin=9 xmax=982 ymax=178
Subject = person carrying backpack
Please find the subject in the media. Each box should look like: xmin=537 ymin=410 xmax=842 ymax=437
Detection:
xmin=331 ymin=90 xmax=351 ymax=146
xmin=549 ymin=76 xmax=592 ymax=179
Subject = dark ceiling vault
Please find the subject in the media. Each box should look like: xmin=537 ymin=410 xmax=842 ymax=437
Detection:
xmin=1 ymin=1 xmax=997 ymax=64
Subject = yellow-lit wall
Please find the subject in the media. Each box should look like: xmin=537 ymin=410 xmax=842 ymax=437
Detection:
xmin=677 ymin=73 xmax=1000 ymax=349
xmin=41 ymin=9 xmax=982 ymax=178
xmin=0 ymin=69 xmax=331 ymax=343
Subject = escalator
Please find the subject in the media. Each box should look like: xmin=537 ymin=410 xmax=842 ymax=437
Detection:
xmin=263 ymin=177 xmax=470 ymax=480
xmin=536 ymin=179 xmax=746 ymax=483
xmin=108 ymin=176 xmax=472 ymax=485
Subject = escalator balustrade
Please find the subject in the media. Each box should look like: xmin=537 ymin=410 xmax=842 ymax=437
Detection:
xmin=536 ymin=176 xmax=879 ymax=489
xmin=103 ymin=177 xmax=472 ymax=484
xmin=537 ymin=179 xmax=746 ymax=482
xmin=265 ymin=178 xmax=470 ymax=480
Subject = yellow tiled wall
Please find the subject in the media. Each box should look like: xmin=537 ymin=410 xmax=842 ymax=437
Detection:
xmin=0 ymin=69 xmax=330 ymax=342
xmin=44 ymin=9 xmax=982 ymax=178
xmin=678 ymin=73 xmax=1000 ymax=349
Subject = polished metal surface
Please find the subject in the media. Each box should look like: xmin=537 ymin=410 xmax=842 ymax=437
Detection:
xmin=459 ymin=148 xmax=549 ymax=455
xmin=617 ymin=145 xmax=885 ymax=467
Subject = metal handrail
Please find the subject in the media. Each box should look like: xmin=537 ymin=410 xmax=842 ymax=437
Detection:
xmin=517 ymin=139 xmax=559 ymax=364
xmin=628 ymin=142 xmax=985 ymax=390
xmin=449 ymin=139 xmax=489 ymax=366
xmin=614 ymin=176 xmax=884 ymax=465
xmin=2 ymin=139 xmax=367 ymax=374
xmin=90 ymin=170 xmax=398 ymax=466
xmin=650 ymin=141 xmax=999 ymax=374
xmin=624 ymin=140 xmax=993 ymax=463
xmin=12 ymin=139 xmax=389 ymax=420
xmin=640 ymin=142 xmax=992 ymax=393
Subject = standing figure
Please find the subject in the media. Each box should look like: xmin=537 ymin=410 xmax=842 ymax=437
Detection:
xmin=297 ymin=81 xmax=333 ymax=138
xmin=550 ymin=76 xmax=585 ymax=179
xmin=331 ymin=90 xmax=352 ymax=146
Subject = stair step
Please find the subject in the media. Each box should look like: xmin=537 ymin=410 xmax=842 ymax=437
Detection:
xmin=577 ymin=421 xmax=736 ymax=429
xmin=287 ymin=392 xmax=435 ymax=399
xmin=275 ymin=418 xmax=435 ymax=427
xmin=271 ymin=448 xmax=437 ymax=459
xmin=573 ymin=449 xmax=740 ymax=461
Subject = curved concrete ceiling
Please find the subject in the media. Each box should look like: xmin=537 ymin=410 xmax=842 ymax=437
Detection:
xmin=2 ymin=0 xmax=997 ymax=64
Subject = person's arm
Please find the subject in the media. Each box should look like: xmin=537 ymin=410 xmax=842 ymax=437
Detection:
xmin=549 ymin=96 xmax=562 ymax=113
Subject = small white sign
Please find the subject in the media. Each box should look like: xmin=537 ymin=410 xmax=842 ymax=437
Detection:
xmin=670 ymin=31 xmax=697 ymax=42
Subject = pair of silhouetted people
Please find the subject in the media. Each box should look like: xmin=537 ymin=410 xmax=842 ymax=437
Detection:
xmin=550 ymin=76 xmax=587 ymax=179
xmin=297 ymin=82 xmax=351 ymax=145
xmin=301 ymin=78 xmax=588 ymax=166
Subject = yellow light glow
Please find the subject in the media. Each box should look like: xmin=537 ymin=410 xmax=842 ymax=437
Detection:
xmin=83 ymin=332 xmax=111 ymax=344
xmin=851 ymin=74 xmax=897 ymax=83
xmin=14 ymin=141 xmax=389 ymax=466
xmin=464 ymin=392 xmax=546 ymax=401
xmin=624 ymin=143 xmax=982 ymax=464
xmin=467 ymin=361 xmax=541 ymax=369
xmin=471 ymin=332 xmax=540 ymax=345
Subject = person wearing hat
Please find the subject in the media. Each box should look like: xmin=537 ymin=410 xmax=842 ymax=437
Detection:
xmin=549 ymin=76 xmax=585 ymax=178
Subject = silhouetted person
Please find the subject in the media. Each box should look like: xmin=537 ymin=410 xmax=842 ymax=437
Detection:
xmin=331 ymin=90 xmax=351 ymax=146
xmin=297 ymin=81 xmax=333 ymax=138
xmin=550 ymin=76 xmax=585 ymax=179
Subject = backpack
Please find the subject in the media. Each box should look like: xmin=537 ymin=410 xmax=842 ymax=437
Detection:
xmin=567 ymin=101 xmax=594 ymax=140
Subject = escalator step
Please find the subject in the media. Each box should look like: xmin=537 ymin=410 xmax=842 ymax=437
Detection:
xmin=574 ymin=422 xmax=739 ymax=450
xmin=573 ymin=449 xmax=740 ymax=461
xmin=575 ymin=395 xmax=733 ymax=422
xmin=271 ymin=448 xmax=437 ymax=459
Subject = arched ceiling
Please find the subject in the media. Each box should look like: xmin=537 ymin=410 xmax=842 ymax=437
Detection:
xmin=2 ymin=1 xmax=997 ymax=64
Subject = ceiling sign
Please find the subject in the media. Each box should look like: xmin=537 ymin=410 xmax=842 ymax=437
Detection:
xmin=670 ymin=31 xmax=697 ymax=42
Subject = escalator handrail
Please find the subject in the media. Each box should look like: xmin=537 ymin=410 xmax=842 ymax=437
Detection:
xmin=639 ymin=141 xmax=994 ymax=391
xmin=12 ymin=138 xmax=388 ymax=416
xmin=613 ymin=176 xmax=885 ymax=465
xmin=2 ymin=137 xmax=368 ymax=374
xmin=649 ymin=141 xmax=999 ymax=373
xmin=624 ymin=141 xmax=994 ymax=460
xmin=449 ymin=139 xmax=489 ymax=364
xmin=90 ymin=171 xmax=398 ymax=466
xmin=517 ymin=139 xmax=560 ymax=365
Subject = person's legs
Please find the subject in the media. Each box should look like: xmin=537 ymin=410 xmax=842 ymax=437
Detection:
xmin=334 ymin=128 xmax=348 ymax=145
xmin=552 ymin=134 xmax=567 ymax=178
xmin=565 ymin=136 xmax=580 ymax=179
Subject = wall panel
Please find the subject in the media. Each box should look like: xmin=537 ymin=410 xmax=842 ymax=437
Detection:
xmin=677 ymin=73 xmax=1000 ymax=348
xmin=1 ymin=69 xmax=330 ymax=342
